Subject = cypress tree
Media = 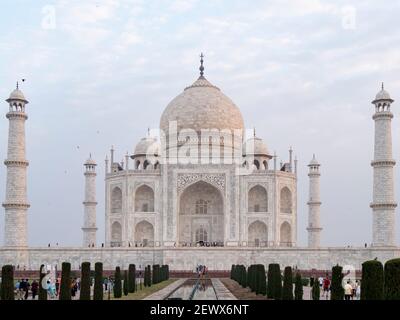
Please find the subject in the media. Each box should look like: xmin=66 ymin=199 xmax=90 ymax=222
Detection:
xmin=1 ymin=265 xmax=14 ymax=300
xmin=148 ymin=265 xmax=152 ymax=286
xmin=294 ymin=272 xmax=303 ymax=300
xmin=80 ymin=262 xmax=91 ymax=300
xmin=39 ymin=264 xmax=47 ymax=300
xmin=230 ymin=265 xmax=235 ymax=279
xmin=114 ymin=266 xmax=122 ymax=298
xmin=384 ymin=258 xmax=400 ymax=300
xmin=59 ymin=262 xmax=71 ymax=300
xmin=267 ymin=264 xmax=281 ymax=299
xmin=331 ymin=265 xmax=344 ymax=300
xmin=310 ymin=277 xmax=314 ymax=287
xmin=123 ymin=271 xmax=129 ymax=296
xmin=282 ymin=266 xmax=293 ymax=300
xmin=360 ymin=260 xmax=383 ymax=300
xmin=93 ymin=262 xmax=103 ymax=300
xmin=241 ymin=265 xmax=247 ymax=288
xmin=312 ymin=276 xmax=320 ymax=300
xmin=128 ymin=264 xmax=136 ymax=293
xmin=258 ymin=264 xmax=267 ymax=295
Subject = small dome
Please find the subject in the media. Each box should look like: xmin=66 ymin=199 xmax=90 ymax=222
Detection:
xmin=6 ymin=88 xmax=28 ymax=103
xmin=85 ymin=155 xmax=96 ymax=166
xmin=243 ymin=136 xmax=270 ymax=157
xmin=373 ymin=84 xmax=394 ymax=103
xmin=133 ymin=136 xmax=160 ymax=157
xmin=308 ymin=154 xmax=319 ymax=166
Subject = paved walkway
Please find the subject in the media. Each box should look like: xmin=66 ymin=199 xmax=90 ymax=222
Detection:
xmin=143 ymin=279 xmax=185 ymax=300
xmin=211 ymin=278 xmax=237 ymax=300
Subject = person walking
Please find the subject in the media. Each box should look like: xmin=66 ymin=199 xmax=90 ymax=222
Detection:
xmin=344 ymin=281 xmax=353 ymax=300
xmin=24 ymin=279 xmax=30 ymax=300
xmin=31 ymin=280 xmax=39 ymax=300
xmin=323 ymin=275 xmax=330 ymax=299
xmin=355 ymin=281 xmax=361 ymax=300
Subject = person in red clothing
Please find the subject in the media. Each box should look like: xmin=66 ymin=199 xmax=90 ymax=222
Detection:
xmin=323 ymin=275 xmax=331 ymax=299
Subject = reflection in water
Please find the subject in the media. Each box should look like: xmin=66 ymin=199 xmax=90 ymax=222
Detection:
xmin=167 ymin=280 xmax=216 ymax=300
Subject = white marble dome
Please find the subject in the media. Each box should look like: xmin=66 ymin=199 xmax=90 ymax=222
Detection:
xmin=375 ymin=88 xmax=392 ymax=101
xmin=133 ymin=136 xmax=159 ymax=157
xmin=243 ymin=137 xmax=270 ymax=156
xmin=160 ymin=76 xmax=244 ymax=136
xmin=6 ymin=88 xmax=28 ymax=103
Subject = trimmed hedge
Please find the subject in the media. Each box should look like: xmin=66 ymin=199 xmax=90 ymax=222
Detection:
xmin=267 ymin=264 xmax=281 ymax=299
xmin=114 ymin=266 xmax=122 ymax=298
xmin=294 ymin=272 xmax=303 ymax=300
xmin=282 ymin=266 xmax=293 ymax=300
xmin=330 ymin=265 xmax=344 ymax=300
xmin=312 ymin=277 xmax=320 ymax=300
xmin=59 ymin=262 xmax=71 ymax=300
xmin=80 ymin=262 xmax=91 ymax=300
xmin=1 ymin=265 xmax=14 ymax=300
xmin=123 ymin=270 xmax=129 ymax=296
xmin=39 ymin=264 xmax=47 ymax=300
xmin=360 ymin=260 xmax=383 ymax=300
xmin=128 ymin=264 xmax=136 ymax=293
xmin=93 ymin=262 xmax=103 ymax=300
xmin=384 ymin=258 xmax=400 ymax=300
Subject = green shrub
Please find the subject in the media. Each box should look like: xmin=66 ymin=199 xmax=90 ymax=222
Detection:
xmin=384 ymin=258 xmax=400 ymax=300
xmin=241 ymin=265 xmax=247 ymax=288
xmin=282 ymin=266 xmax=293 ymax=300
xmin=294 ymin=272 xmax=303 ymax=300
xmin=93 ymin=262 xmax=103 ymax=300
xmin=123 ymin=270 xmax=129 ymax=296
xmin=39 ymin=264 xmax=47 ymax=300
xmin=60 ymin=262 xmax=71 ymax=300
xmin=330 ymin=265 xmax=344 ymax=300
xmin=310 ymin=277 xmax=314 ymax=287
xmin=312 ymin=277 xmax=320 ymax=300
xmin=114 ymin=266 xmax=122 ymax=298
xmin=80 ymin=262 xmax=91 ymax=300
xmin=128 ymin=264 xmax=136 ymax=293
xmin=267 ymin=264 xmax=281 ymax=299
xmin=1 ymin=265 xmax=14 ymax=300
xmin=360 ymin=260 xmax=383 ymax=300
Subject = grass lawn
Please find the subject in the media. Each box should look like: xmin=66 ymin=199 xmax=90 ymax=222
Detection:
xmin=108 ymin=279 xmax=177 ymax=300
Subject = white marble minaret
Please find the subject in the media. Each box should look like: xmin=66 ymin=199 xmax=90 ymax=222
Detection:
xmin=371 ymin=84 xmax=397 ymax=247
xmin=3 ymin=84 xmax=30 ymax=247
xmin=307 ymin=154 xmax=322 ymax=248
xmin=82 ymin=155 xmax=98 ymax=247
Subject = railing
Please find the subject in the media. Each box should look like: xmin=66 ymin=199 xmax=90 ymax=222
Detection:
xmin=178 ymin=241 xmax=225 ymax=247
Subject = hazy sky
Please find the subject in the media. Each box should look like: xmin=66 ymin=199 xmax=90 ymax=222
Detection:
xmin=1 ymin=0 xmax=400 ymax=247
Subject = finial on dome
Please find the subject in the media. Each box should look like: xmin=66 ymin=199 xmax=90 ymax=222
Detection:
xmin=253 ymin=127 xmax=256 ymax=138
xmin=199 ymin=53 xmax=205 ymax=78
xmin=147 ymin=127 xmax=150 ymax=136
xmin=382 ymin=82 xmax=384 ymax=90
xmin=16 ymin=81 xmax=19 ymax=90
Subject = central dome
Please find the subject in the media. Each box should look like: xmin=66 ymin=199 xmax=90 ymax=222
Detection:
xmin=160 ymin=76 xmax=244 ymax=136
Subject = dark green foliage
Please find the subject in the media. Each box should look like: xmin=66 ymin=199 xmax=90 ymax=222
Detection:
xmin=80 ymin=262 xmax=91 ymax=300
xmin=160 ymin=265 xmax=169 ymax=282
xmin=128 ymin=264 xmax=136 ymax=293
xmin=230 ymin=265 xmax=235 ymax=279
xmin=144 ymin=265 xmax=152 ymax=287
xmin=267 ymin=264 xmax=282 ymax=299
xmin=60 ymin=262 xmax=71 ymax=300
xmin=360 ymin=260 xmax=383 ymax=300
xmin=312 ymin=277 xmax=320 ymax=300
xmin=93 ymin=262 xmax=103 ymax=300
xmin=294 ymin=272 xmax=303 ymax=300
xmin=257 ymin=265 xmax=267 ymax=295
xmin=152 ymin=265 xmax=160 ymax=284
xmin=114 ymin=266 xmax=122 ymax=298
xmin=330 ymin=265 xmax=344 ymax=300
xmin=39 ymin=264 xmax=47 ymax=300
xmin=1 ymin=265 xmax=14 ymax=300
xmin=282 ymin=266 xmax=293 ymax=300
xmin=230 ymin=265 xmax=248 ymax=289
xmin=123 ymin=271 xmax=129 ymax=296
xmin=301 ymin=278 xmax=310 ymax=286
xmin=310 ymin=277 xmax=314 ymax=287
xmin=384 ymin=258 xmax=400 ymax=300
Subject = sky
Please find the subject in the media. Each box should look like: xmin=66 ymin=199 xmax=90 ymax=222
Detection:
xmin=0 ymin=0 xmax=400 ymax=247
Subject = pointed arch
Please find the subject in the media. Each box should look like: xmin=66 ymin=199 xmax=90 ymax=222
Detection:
xmin=135 ymin=184 xmax=154 ymax=212
xmin=280 ymin=221 xmax=292 ymax=247
xmin=134 ymin=220 xmax=154 ymax=247
xmin=111 ymin=186 xmax=122 ymax=213
xmin=248 ymin=185 xmax=268 ymax=212
xmin=248 ymin=220 xmax=268 ymax=247
xmin=280 ymin=187 xmax=292 ymax=213
xmin=111 ymin=221 xmax=122 ymax=247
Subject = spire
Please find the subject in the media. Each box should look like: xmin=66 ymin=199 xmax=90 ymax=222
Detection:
xmin=382 ymin=82 xmax=384 ymax=90
xmin=253 ymin=127 xmax=256 ymax=138
xmin=199 ymin=53 xmax=205 ymax=78
xmin=16 ymin=81 xmax=19 ymax=90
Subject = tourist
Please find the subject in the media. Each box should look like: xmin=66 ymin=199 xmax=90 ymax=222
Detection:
xmin=344 ymin=281 xmax=353 ymax=300
xmin=24 ymin=279 xmax=30 ymax=300
xmin=55 ymin=278 xmax=60 ymax=295
xmin=31 ymin=280 xmax=39 ymax=300
xmin=356 ymin=281 xmax=361 ymax=299
xmin=323 ymin=275 xmax=330 ymax=299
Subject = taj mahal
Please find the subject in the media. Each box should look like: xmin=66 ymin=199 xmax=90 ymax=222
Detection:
xmin=1 ymin=57 xmax=399 ymax=271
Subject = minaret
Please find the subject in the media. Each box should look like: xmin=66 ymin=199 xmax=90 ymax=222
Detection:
xmin=371 ymin=84 xmax=396 ymax=247
xmin=2 ymin=84 xmax=30 ymax=247
xmin=307 ymin=154 xmax=322 ymax=248
xmin=82 ymin=154 xmax=98 ymax=247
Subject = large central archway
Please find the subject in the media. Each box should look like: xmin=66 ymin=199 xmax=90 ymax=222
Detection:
xmin=179 ymin=181 xmax=224 ymax=245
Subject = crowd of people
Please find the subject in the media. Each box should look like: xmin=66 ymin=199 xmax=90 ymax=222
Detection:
xmin=317 ymin=274 xmax=361 ymax=300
